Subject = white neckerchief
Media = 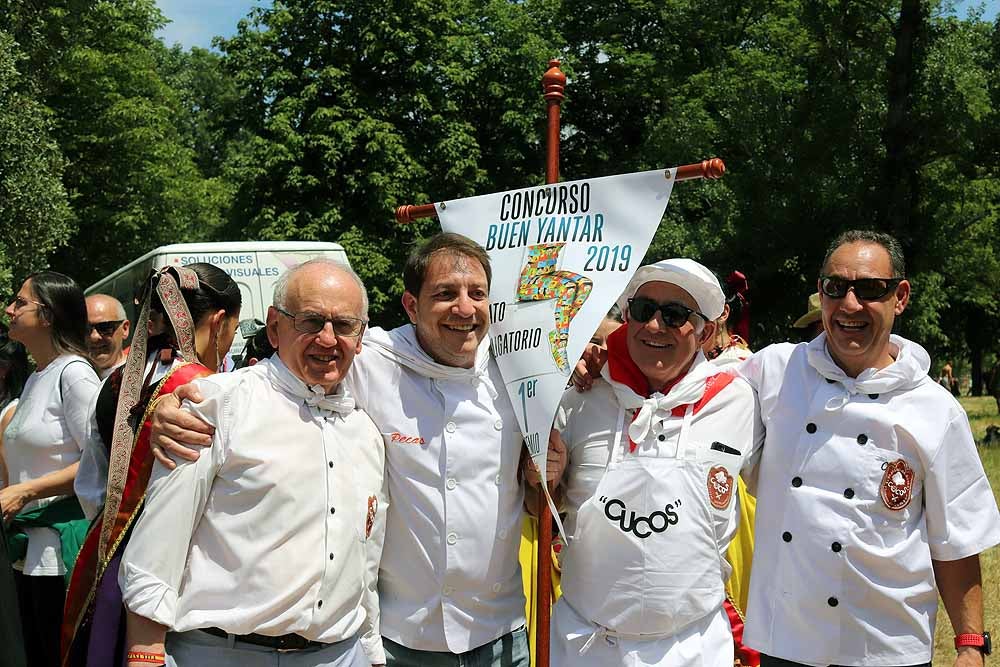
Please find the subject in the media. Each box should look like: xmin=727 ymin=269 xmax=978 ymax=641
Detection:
xmin=364 ymin=325 xmax=498 ymax=398
xmin=263 ymin=355 xmax=356 ymax=415
xmin=806 ymin=333 xmax=930 ymax=411
xmin=602 ymin=351 xmax=716 ymax=447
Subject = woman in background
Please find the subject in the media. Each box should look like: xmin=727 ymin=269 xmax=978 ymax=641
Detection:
xmin=64 ymin=263 xmax=241 ymax=667
xmin=1 ymin=271 xmax=100 ymax=666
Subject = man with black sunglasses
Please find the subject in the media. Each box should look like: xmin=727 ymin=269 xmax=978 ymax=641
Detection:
xmin=531 ymin=258 xmax=762 ymax=667
xmin=739 ymin=230 xmax=1000 ymax=667
xmin=85 ymin=294 xmax=130 ymax=378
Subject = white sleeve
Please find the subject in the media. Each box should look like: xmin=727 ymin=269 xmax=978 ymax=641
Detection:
xmin=924 ymin=412 xmax=1000 ymax=561
xmin=74 ymin=380 xmax=108 ymax=520
xmin=360 ymin=450 xmax=388 ymax=665
xmin=60 ymin=360 xmax=101 ymax=452
xmin=119 ymin=377 xmax=228 ymax=627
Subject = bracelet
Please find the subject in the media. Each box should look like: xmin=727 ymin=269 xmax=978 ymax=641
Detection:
xmin=126 ymin=651 xmax=166 ymax=663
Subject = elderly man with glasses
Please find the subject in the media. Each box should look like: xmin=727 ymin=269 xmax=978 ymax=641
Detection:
xmin=119 ymin=259 xmax=387 ymax=667
xmin=86 ymin=295 xmax=130 ymax=378
xmin=531 ymin=258 xmax=762 ymax=667
xmin=738 ymin=230 xmax=1000 ymax=667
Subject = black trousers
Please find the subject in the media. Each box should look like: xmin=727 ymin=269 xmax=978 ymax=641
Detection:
xmin=762 ymin=654 xmax=930 ymax=667
xmin=0 ymin=514 xmax=26 ymax=667
xmin=13 ymin=570 xmax=65 ymax=667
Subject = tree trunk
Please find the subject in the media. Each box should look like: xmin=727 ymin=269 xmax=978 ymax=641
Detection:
xmin=880 ymin=0 xmax=926 ymax=245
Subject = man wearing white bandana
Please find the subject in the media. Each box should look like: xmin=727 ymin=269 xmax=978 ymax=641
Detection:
xmin=147 ymin=234 xmax=529 ymax=667
xmin=739 ymin=230 xmax=1000 ymax=667
xmin=120 ymin=260 xmax=387 ymax=667
xmin=539 ymin=258 xmax=762 ymax=667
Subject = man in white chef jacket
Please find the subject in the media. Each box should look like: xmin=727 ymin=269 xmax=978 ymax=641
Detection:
xmin=120 ymin=260 xmax=387 ymax=666
xmin=535 ymin=258 xmax=761 ymax=667
xmin=146 ymin=233 xmax=530 ymax=667
xmin=739 ymin=230 xmax=1000 ymax=667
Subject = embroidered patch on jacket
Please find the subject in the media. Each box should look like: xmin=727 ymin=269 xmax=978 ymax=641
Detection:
xmin=707 ymin=465 xmax=734 ymax=510
xmin=389 ymin=432 xmax=426 ymax=445
xmin=880 ymin=459 xmax=914 ymax=511
xmin=366 ymin=495 xmax=378 ymax=538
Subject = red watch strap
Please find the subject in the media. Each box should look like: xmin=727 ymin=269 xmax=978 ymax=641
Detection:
xmin=956 ymin=633 xmax=986 ymax=649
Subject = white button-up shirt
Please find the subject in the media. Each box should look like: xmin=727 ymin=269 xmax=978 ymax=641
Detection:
xmin=347 ymin=326 xmax=525 ymax=654
xmin=119 ymin=356 xmax=387 ymax=663
xmin=739 ymin=334 xmax=1000 ymax=666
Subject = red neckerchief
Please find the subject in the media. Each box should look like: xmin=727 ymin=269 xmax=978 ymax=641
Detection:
xmin=605 ymin=324 xmax=735 ymax=452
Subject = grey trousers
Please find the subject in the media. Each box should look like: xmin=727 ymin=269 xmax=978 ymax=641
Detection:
xmin=165 ymin=629 xmax=370 ymax=667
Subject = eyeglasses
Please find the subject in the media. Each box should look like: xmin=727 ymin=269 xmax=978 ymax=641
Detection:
xmin=275 ymin=307 xmax=367 ymax=337
xmin=627 ymin=297 xmax=708 ymax=328
xmin=819 ymin=276 xmax=903 ymax=301
xmin=88 ymin=320 xmax=125 ymax=337
xmin=10 ymin=295 xmax=45 ymax=312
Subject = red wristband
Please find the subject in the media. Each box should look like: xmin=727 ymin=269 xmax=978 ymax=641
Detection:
xmin=955 ymin=633 xmax=987 ymax=651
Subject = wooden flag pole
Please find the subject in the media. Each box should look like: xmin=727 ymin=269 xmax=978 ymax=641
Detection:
xmin=531 ymin=57 xmax=566 ymax=667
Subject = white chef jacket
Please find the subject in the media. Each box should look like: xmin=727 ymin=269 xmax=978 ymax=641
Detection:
xmin=346 ymin=326 xmax=525 ymax=654
xmin=739 ymin=334 xmax=1000 ymax=666
xmin=3 ymin=354 xmax=99 ymax=575
xmin=119 ymin=355 xmax=388 ymax=664
xmin=554 ymin=369 xmax=760 ymax=584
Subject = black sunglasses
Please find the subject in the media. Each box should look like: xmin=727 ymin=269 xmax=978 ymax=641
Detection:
xmin=819 ymin=276 xmax=903 ymax=301
xmin=88 ymin=320 xmax=125 ymax=337
xmin=627 ymin=297 xmax=707 ymax=328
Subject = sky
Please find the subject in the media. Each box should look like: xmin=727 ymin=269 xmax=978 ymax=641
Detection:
xmin=156 ymin=0 xmax=268 ymax=50
xmin=156 ymin=0 xmax=999 ymax=51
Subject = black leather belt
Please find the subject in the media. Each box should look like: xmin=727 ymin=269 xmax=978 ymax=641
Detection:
xmin=200 ymin=626 xmax=327 ymax=651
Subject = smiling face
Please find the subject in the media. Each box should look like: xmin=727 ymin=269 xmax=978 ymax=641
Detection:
xmin=625 ymin=281 xmax=715 ymax=392
xmin=86 ymin=295 xmax=130 ymax=371
xmin=401 ymin=252 xmax=490 ymax=369
xmin=820 ymin=241 xmax=910 ymax=378
xmin=267 ymin=264 xmax=365 ymax=392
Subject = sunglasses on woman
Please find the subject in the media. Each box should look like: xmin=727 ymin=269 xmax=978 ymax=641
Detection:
xmin=627 ymin=297 xmax=708 ymax=328
xmin=819 ymin=276 xmax=903 ymax=301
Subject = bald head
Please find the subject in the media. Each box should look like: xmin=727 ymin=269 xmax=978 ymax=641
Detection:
xmin=267 ymin=259 xmax=369 ymax=393
xmin=86 ymin=294 xmax=130 ymax=374
xmin=274 ymin=258 xmax=369 ymax=320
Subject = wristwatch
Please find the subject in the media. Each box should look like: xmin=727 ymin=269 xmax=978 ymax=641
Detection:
xmin=955 ymin=632 xmax=992 ymax=655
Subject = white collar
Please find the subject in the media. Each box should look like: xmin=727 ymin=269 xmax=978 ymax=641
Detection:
xmin=806 ymin=333 xmax=929 ymax=410
xmin=263 ymin=355 xmax=356 ymax=415
xmin=364 ymin=325 xmax=497 ymax=397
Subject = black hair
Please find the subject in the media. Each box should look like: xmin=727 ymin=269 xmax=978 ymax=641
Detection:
xmin=24 ymin=270 xmax=91 ymax=361
xmin=822 ymin=230 xmax=906 ymax=277
xmin=150 ymin=263 xmax=241 ymax=326
xmin=403 ymin=232 xmax=492 ymax=295
xmin=0 ymin=333 xmax=30 ymax=405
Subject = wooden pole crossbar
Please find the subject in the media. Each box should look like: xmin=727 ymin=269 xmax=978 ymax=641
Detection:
xmin=394 ymin=157 xmax=726 ymax=224
xmin=393 ymin=59 xmax=726 ymax=667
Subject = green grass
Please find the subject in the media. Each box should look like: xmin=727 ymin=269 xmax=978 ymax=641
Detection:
xmin=932 ymin=397 xmax=1000 ymax=665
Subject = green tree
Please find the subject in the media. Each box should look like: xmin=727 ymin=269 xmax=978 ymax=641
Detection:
xmin=0 ymin=31 xmax=73 ymax=294
xmin=217 ymin=0 xmax=561 ymax=322
xmin=2 ymin=0 xmax=228 ymax=287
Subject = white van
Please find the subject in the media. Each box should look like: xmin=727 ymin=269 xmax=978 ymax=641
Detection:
xmin=85 ymin=241 xmax=351 ymax=359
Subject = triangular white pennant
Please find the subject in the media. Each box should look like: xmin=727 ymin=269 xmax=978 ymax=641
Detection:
xmin=437 ymin=168 xmax=676 ymax=518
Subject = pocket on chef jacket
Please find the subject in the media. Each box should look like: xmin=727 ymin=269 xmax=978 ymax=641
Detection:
xmin=862 ymin=445 xmax=924 ymax=540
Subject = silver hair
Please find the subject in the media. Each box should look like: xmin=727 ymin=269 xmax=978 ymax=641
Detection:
xmin=87 ymin=293 xmax=127 ymax=320
xmin=272 ymin=258 xmax=369 ymax=319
